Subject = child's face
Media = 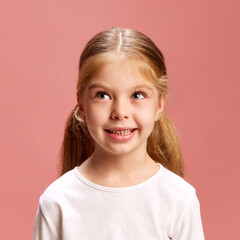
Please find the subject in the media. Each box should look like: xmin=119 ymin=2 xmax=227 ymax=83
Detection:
xmin=80 ymin=60 xmax=164 ymax=157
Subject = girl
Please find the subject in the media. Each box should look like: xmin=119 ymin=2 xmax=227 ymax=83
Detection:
xmin=33 ymin=27 xmax=205 ymax=240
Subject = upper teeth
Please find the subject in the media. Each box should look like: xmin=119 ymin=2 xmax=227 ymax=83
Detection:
xmin=110 ymin=129 xmax=132 ymax=135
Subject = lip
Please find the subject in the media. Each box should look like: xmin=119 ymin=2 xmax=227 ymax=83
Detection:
xmin=104 ymin=128 xmax=138 ymax=142
xmin=105 ymin=127 xmax=137 ymax=131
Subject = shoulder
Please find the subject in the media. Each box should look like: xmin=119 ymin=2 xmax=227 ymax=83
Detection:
xmin=159 ymin=164 xmax=197 ymax=203
xmin=158 ymin=165 xmax=203 ymax=237
xmin=38 ymin=169 xmax=77 ymax=210
xmin=34 ymin=170 xmax=77 ymax=238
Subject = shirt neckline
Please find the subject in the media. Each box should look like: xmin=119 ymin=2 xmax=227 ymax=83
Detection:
xmin=73 ymin=163 xmax=163 ymax=192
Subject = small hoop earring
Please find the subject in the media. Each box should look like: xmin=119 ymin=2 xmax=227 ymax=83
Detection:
xmin=74 ymin=106 xmax=84 ymax=122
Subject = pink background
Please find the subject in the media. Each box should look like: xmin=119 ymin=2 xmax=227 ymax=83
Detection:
xmin=1 ymin=0 xmax=239 ymax=239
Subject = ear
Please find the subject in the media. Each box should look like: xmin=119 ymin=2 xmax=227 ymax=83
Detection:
xmin=77 ymin=93 xmax=85 ymax=119
xmin=155 ymin=95 xmax=165 ymax=121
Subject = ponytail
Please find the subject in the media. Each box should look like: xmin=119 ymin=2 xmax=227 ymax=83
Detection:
xmin=147 ymin=112 xmax=184 ymax=177
xmin=60 ymin=105 xmax=94 ymax=175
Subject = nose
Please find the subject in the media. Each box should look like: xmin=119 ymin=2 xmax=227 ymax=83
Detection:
xmin=110 ymin=100 xmax=129 ymax=120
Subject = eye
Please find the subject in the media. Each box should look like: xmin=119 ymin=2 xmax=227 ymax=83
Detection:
xmin=96 ymin=91 xmax=110 ymax=100
xmin=131 ymin=91 xmax=145 ymax=100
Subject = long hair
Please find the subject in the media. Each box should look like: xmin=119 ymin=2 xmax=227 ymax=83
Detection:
xmin=60 ymin=27 xmax=184 ymax=177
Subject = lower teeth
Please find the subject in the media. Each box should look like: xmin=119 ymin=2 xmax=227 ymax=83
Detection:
xmin=106 ymin=129 xmax=136 ymax=136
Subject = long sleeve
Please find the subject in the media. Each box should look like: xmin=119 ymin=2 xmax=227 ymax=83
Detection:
xmin=32 ymin=206 xmax=60 ymax=240
xmin=171 ymin=194 xmax=205 ymax=240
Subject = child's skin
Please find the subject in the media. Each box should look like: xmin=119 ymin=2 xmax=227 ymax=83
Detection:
xmin=77 ymin=58 xmax=165 ymax=187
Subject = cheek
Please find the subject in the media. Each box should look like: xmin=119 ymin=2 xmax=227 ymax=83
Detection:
xmin=84 ymin=103 xmax=107 ymax=126
xmin=135 ymin=105 xmax=158 ymax=127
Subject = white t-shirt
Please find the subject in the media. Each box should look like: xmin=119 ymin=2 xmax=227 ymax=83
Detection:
xmin=33 ymin=163 xmax=205 ymax=240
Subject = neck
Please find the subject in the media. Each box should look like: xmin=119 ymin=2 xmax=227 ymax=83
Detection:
xmin=86 ymin=144 xmax=156 ymax=178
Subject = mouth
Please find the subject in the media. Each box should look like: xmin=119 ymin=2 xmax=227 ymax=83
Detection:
xmin=105 ymin=128 xmax=137 ymax=136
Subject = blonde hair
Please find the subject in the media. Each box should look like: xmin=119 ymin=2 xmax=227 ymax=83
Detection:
xmin=60 ymin=27 xmax=184 ymax=177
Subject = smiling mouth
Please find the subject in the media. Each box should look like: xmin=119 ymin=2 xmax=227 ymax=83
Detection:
xmin=105 ymin=129 xmax=137 ymax=136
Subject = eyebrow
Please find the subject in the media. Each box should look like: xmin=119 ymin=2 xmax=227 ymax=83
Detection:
xmin=88 ymin=83 xmax=154 ymax=92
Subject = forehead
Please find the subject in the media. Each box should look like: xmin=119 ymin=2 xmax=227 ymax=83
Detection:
xmin=88 ymin=56 xmax=156 ymax=89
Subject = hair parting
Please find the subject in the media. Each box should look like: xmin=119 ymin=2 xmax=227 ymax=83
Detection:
xmin=117 ymin=31 xmax=123 ymax=52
